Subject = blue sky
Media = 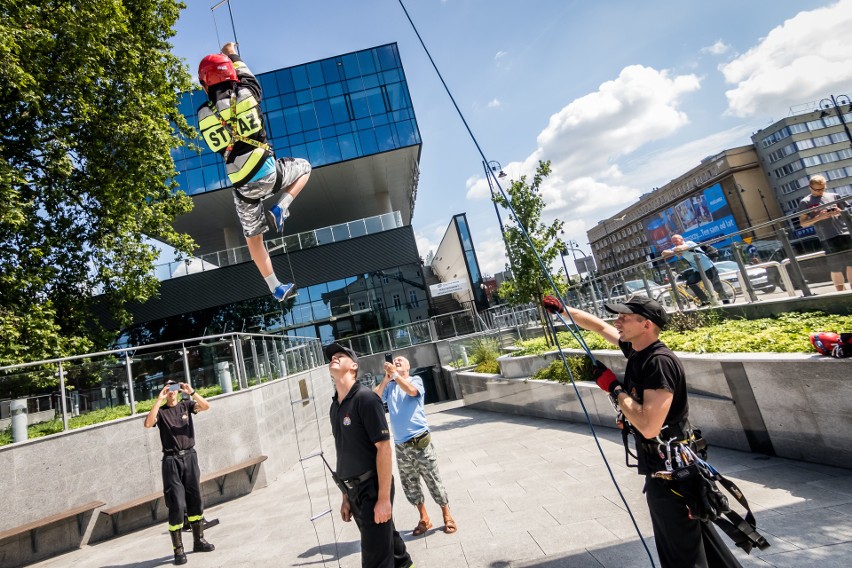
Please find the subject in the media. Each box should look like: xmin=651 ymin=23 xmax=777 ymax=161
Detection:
xmin=168 ymin=0 xmax=852 ymax=276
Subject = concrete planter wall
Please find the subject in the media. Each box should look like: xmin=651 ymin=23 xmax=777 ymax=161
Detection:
xmin=458 ymin=348 xmax=852 ymax=469
xmin=0 ymin=367 xmax=334 ymax=566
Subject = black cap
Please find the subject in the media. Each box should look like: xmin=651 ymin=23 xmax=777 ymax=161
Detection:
xmin=164 ymin=380 xmax=178 ymax=386
xmin=324 ymin=343 xmax=359 ymax=366
xmin=605 ymin=297 xmax=669 ymax=330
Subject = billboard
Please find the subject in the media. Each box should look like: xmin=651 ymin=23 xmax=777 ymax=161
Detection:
xmin=644 ymin=183 xmax=741 ymax=254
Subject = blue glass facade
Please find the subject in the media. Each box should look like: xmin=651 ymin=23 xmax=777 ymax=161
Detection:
xmin=172 ymin=43 xmax=421 ymax=196
xmin=454 ymin=214 xmax=488 ymax=310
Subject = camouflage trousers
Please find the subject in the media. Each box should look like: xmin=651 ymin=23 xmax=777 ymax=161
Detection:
xmin=395 ymin=439 xmax=449 ymax=507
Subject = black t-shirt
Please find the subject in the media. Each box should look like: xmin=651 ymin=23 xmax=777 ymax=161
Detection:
xmin=329 ymin=381 xmax=390 ymax=480
xmin=619 ymin=339 xmax=689 ymax=474
xmin=155 ymin=399 xmax=197 ymax=452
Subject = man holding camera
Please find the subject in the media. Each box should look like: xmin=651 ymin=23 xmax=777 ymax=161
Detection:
xmin=799 ymin=174 xmax=852 ymax=291
xmin=541 ymin=295 xmax=742 ymax=568
xmin=374 ymin=354 xmax=456 ymax=536
xmin=144 ymin=380 xmax=214 ymax=565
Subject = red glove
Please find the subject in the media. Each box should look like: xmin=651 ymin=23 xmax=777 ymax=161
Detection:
xmin=593 ymin=361 xmax=620 ymax=393
xmin=542 ymin=295 xmax=564 ymax=314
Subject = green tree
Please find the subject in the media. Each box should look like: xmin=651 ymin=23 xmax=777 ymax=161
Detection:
xmin=0 ymin=1 xmax=196 ymax=368
xmin=494 ymin=160 xmax=564 ymax=307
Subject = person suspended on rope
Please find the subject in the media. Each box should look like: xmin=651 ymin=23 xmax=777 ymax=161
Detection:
xmin=542 ymin=295 xmax=752 ymax=568
xmin=197 ymin=42 xmax=311 ymax=302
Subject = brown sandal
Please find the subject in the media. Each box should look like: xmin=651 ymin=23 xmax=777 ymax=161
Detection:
xmin=443 ymin=517 xmax=457 ymax=534
xmin=412 ymin=520 xmax=432 ymax=536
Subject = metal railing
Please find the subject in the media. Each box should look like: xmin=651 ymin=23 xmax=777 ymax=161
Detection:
xmin=573 ymin=200 xmax=851 ymax=317
xmin=330 ymin=306 xmax=484 ymax=358
xmin=154 ymin=211 xmax=404 ymax=281
xmin=0 ymin=332 xmax=323 ymax=441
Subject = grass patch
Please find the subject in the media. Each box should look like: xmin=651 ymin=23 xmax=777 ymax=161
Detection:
xmin=0 ymin=385 xmax=223 ymax=447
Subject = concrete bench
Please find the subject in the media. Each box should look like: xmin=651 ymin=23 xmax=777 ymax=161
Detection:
xmin=0 ymin=500 xmax=104 ymax=553
xmin=99 ymin=455 xmax=268 ymax=537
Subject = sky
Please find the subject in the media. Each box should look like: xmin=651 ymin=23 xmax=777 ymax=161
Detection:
xmin=167 ymin=0 xmax=852 ymax=277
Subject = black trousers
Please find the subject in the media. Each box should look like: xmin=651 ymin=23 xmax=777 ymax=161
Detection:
xmin=162 ymin=449 xmax=203 ymax=528
xmin=347 ymin=477 xmax=411 ymax=568
xmin=645 ymin=476 xmax=742 ymax=568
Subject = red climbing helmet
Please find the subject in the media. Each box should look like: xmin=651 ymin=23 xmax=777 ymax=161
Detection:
xmin=198 ymin=53 xmax=237 ymax=89
xmin=810 ymin=332 xmax=852 ymax=358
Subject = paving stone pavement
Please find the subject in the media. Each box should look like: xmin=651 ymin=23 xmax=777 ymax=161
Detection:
xmin=30 ymin=403 xmax=852 ymax=568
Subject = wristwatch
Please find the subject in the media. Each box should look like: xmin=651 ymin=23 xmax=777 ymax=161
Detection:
xmin=188 ymin=390 xmax=196 ymax=397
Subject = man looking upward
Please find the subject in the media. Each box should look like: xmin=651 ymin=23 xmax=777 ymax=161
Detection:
xmin=375 ymin=355 xmax=456 ymax=536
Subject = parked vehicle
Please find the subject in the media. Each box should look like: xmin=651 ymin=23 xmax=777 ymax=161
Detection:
xmin=609 ymin=279 xmax=668 ymax=302
xmin=714 ymin=261 xmax=776 ymax=294
xmin=675 ymin=261 xmax=776 ymax=294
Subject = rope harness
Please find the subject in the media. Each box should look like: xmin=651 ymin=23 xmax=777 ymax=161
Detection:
xmin=207 ymin=86 xmax=272 ymax=161
xmin=610 ymin=393 xmax=770 ymax=554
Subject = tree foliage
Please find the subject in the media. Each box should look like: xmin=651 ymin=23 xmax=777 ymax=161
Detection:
xmin=493 ymin=161 xmax=564 ymax=305
xmin=0 ymin=1 xmax=196 ymax=367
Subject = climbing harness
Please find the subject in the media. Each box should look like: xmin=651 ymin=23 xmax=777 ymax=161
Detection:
xmin=609 ymin=387 xmax=770 ymax=556
xmin=649 ymin=435 xmax=770 ymax=554
xmin=206 ymin=91 xmax=272 ymax=162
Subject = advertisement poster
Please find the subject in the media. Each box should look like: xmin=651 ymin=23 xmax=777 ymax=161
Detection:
xmin=645 ymin=183 xmax=741 ymax=255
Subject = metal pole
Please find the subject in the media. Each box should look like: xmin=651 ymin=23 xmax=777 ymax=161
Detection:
xmin=181 ymin=344 xmax=192 ymax=389
xmin=484 ymin=160 xmax=515 ymax=274
xmin=732 ymin=242 xmax=758 ymax=303
xmin=124 ymin=354 xmax=136 ymax=415
xmin=58 ymin=361 xmax=69 ymax=431
xmin=828 ymin=94 xmax=852 ymax=149
xmin=663 ymin=263 xmax=685 ymax=312
xmin=776 ymin=227 xmax=812 ymax=296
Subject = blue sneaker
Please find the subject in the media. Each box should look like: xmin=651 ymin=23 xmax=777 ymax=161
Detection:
xmin=265 ymin=204 xmax=289 ymax=234
xmin=273 ymin=283 xmax=296 ymax=302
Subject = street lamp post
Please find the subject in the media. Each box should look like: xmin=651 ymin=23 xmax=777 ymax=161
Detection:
xmin=483 ymin=160 xmax=513 ymax=274
xmin=819 ymin=94 xmax=852 ymax=150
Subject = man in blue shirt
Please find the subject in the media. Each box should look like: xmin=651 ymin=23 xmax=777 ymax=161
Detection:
xmin=375 ymin=355 xmax=456 ymax=536
xmin=662 ymin=234 xmax=731 ymax=305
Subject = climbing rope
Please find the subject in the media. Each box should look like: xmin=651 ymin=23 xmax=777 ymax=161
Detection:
xmin=395 ymin=1 xmax=656 ymax=564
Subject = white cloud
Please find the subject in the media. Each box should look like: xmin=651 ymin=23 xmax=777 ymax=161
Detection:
xmin=495 ymin=50 xmax=508 ymax=60
xmin=468 ymin=65 xmax=700 ymax=213
xmin=721 ymin=0 xmax=852 ymax=117
xmin=620 ymin=124 xmax=757 ymax=190
xmin=464 ymin=64 xmax=704 ymax=274
xmin=701 ymin=40 xmax=731 ymax=55
xmin=487 ymin=98 xmax=501 ymax=109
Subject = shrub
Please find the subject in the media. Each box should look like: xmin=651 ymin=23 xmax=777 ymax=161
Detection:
xmin=468 ymin=338 xmax=500 ymax=365
xmin=532 ymin=357 xmax=593 ymax=384
xmin=512 ymin=311 xmax=852 ymax=355
xmin=475 ymin=359 xmax=500 ymax=374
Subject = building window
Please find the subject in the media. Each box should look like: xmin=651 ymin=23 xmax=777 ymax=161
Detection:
xmin=392 ymin=294 xmax=401 ymax=310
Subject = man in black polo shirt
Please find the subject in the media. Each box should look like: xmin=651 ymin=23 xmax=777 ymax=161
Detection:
xmin=326 ymin=344 xmax=413 ymax=568
xmin=144 ymin=380 xmax=214 ymax=565
xmin=542 ymin=296 xmax=743 ymax=568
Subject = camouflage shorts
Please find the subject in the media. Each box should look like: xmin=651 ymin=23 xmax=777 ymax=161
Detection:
xmin=395 ymin=439 xmax=449 ymax=507
xmin=234 ymin=157 xmax=311 ymax=237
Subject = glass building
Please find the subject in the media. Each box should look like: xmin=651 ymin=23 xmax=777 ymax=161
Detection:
xmin=172 ymin=43 xmax=420 ymax=200
xmin=124 ymin=43 xmax=426 ymax=346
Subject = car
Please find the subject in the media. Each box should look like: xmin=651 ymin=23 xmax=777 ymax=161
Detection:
xmin=609 ymin=279 xmax=667 ymax=302
xmin=676 ymin=261 xmax=775 ymax=294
